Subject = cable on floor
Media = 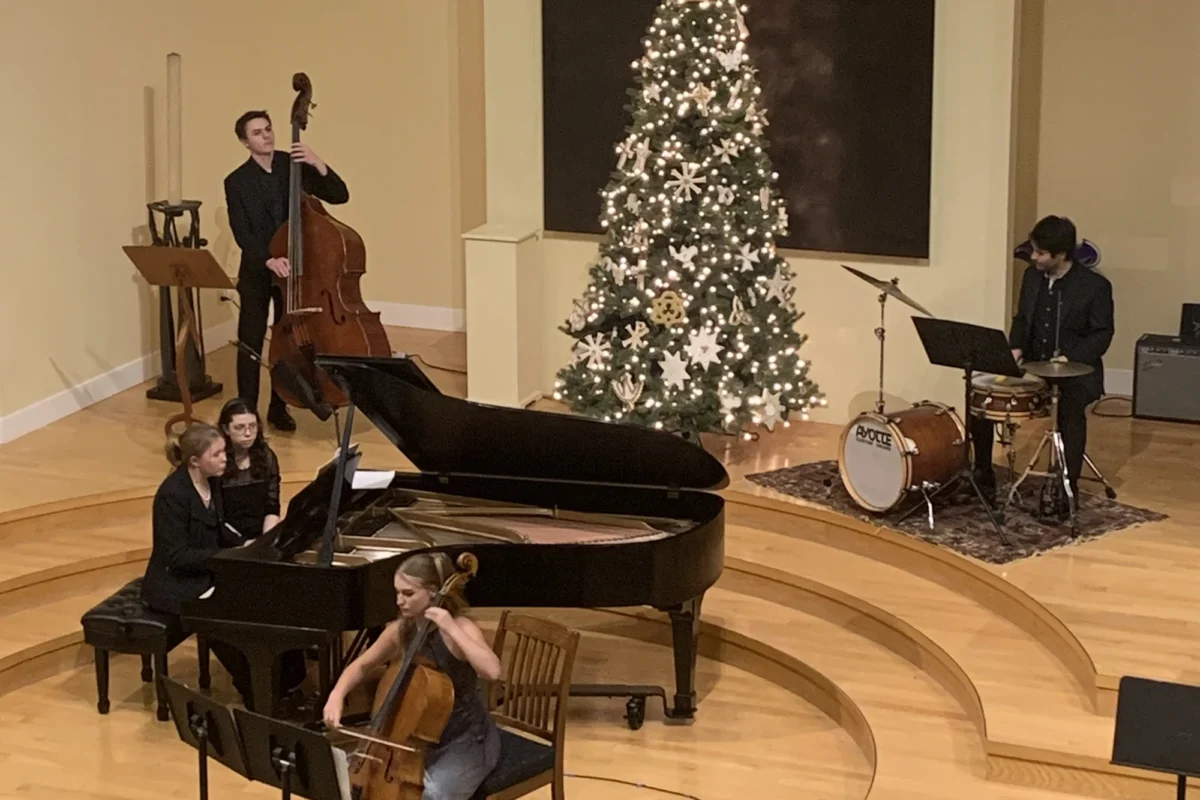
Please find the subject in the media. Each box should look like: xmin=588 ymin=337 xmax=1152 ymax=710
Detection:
xmin=564 ymin=772 xmax=703 ymax=799
xmin=410 ymin=351 xmax=466 ymax=376
xmin=1090 ymin=394 xmax=1132 ymax=418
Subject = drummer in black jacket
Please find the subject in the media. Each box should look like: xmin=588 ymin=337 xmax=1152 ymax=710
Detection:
xmin=972 ymin=215 xmax=1114 ymax=508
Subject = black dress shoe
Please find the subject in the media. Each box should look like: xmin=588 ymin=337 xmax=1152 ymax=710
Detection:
xmin=267 ymin=406 xmax=297 ymax=431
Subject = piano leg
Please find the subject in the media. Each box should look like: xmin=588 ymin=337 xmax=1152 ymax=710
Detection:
xmin=569 ymin=595 xmax=706 ymax=729
xmin=666 ymin=594 xmax=703 ymax=723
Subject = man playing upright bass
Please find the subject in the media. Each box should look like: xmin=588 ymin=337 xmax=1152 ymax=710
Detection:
xmin=224 ymin=110 xmax=350 ymax=431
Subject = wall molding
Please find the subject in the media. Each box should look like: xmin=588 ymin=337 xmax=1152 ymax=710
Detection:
xmin=372 ymin=302 xmax=466 ymax=333
xmin=0 ymin=318 xmax=238 ymax=445
xmin=0 ymin=301 xmax=466 ymax=444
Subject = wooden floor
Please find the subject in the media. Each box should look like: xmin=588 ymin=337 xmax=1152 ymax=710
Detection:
xmin=1 ymin=329 xmax=1198 ymax=799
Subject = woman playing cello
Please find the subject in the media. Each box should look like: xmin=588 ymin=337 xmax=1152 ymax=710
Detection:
xmin=323 ymin=553 xmax=502 ymax=800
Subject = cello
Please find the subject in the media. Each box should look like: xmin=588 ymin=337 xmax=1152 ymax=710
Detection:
xmin=339 ymin=553 xmax=479 ymax=800
xmin=267 ymin=73 xmax=391 ymax=412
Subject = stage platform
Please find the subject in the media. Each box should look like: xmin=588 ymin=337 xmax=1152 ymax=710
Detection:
xmin=0 ymin=329 xmax=1195 ymax=799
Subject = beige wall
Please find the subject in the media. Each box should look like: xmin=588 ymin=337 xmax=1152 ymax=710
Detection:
xmin=1036 ymin=0 xmax=1200 ymax=370
xmin=0 ymin=0 xmax=483 ymax=418
xmin=481 ymin=0 xmax=1021 ymax=425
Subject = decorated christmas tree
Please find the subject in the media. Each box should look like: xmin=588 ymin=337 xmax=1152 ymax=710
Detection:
xmin=553 ymin=0 xmax=824 ymax=439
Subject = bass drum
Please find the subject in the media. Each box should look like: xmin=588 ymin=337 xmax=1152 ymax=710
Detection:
xmin=838 ymin=402 xmax=966 ymax=513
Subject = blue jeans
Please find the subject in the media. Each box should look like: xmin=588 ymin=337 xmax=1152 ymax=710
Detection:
xmin=423 ymin=721 xmax=501 ymax=800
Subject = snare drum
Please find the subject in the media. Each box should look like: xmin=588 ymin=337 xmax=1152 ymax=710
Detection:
xmin=969 ymin=373 xmax=1048 ymax=422
xmin=838 ymin=401 xmax=966 ymax=513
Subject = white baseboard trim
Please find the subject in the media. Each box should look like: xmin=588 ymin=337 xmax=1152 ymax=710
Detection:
xmin=372 ymin=302 xmax=465 ymax=333
xmin=0 ymin=318 xmax=238 ymax=445
xmin=1105 ymin=367 xmax=1133 ymax=397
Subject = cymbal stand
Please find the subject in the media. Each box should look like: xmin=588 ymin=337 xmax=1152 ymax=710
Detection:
xmin=1004 ymin=383 xmax=1079 ymax=536
xmin=873 ymin=284 xmax=893 ymax=414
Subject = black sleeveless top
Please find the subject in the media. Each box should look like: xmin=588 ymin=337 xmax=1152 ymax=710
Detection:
xmin=418 ymin=628 xmax=496 ymax=747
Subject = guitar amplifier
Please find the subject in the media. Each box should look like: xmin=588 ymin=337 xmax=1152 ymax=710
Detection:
xmin=1133 ymin=333 xmax=1200 ymax=423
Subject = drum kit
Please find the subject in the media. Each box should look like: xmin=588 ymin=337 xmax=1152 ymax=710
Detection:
xmin=835 ymin=265 xmax=1115 ymax=542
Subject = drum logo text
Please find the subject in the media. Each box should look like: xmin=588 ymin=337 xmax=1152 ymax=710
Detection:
xmin=855 ymin=424 xmax=893 ymax=450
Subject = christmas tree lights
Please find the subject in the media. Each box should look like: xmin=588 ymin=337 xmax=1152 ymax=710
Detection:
xmin=554 ymin=0 xmax=825 ymax=439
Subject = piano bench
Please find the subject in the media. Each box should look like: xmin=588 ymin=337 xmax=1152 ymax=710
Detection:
xmin=79 ymin=577 xmax=211 ymax=721
xmin=472 ymin=729 xmax=557 ymax=800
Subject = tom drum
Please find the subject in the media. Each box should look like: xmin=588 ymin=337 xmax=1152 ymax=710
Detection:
xmin=838 ymin=401 xmax=966 ymax=513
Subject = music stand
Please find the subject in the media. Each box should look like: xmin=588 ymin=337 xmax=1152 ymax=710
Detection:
xmin=902 ymin=317 xmax=1023 ymax=544
xmin=124 ymin=245 xmax=233 ymax=435
xmin=1111 ymin=676 xmax=1200 ymax=798
xmin=233 ymin=707 xmax=349 ymax=800
xmin=161 ymin=677 xmax=251 ymax=800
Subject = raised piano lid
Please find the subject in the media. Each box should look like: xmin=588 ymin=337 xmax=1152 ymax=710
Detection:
xmin=314 ymin=354 xmax=730 ymax=492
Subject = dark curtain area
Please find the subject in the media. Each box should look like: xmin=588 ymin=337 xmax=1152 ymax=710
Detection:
xmin=542 ymin=0 xmax=935 ymax=259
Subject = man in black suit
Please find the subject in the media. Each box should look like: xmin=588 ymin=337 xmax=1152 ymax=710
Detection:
xmin=224 ymin=110 xmax=350 ymax=431
xmin=972 ymin=215 xmax=1115 ymax=509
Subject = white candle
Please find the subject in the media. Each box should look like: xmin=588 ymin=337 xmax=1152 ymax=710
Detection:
xmin=167 ymin=52 xmax=182 ymax=206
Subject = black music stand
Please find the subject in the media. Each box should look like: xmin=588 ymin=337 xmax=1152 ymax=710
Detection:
xmin=1111 ymin=676 xmax=1200 ymax=798
xmin=162 ymin=677 xmax=251 ymax=800
xmin=233 ymin=707 xmax=348 ymax=800
xmin=901 ymin=317 xmax=1023 ymax=544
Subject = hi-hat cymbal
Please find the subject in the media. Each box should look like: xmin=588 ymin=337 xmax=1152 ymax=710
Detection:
xmin=1021 ymin=360 xmax=1094 ymax=379
xmin=841 ymin=264 xmax=934 ymax=317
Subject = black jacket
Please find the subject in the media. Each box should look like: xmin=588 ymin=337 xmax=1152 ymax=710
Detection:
xmin=1010 ymin=263 xmax=1115 ymax=402
xmin=142 ymin=466 xmax=237 ymax=615
xmin=223 ymin=151 xmax=349 ymax=277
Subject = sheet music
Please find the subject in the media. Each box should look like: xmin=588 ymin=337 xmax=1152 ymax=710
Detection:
xmin=351 ymin=469 xmax=394 ymax=490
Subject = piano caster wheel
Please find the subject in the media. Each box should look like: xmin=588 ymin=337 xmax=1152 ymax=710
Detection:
xmin=625 ymin=697 xmax=646 ymax=731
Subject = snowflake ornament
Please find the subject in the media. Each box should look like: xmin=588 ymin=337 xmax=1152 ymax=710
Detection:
xmin=737 ymin=242 xmax=761 ymax=272
xmin=666 ymin=163 xmax=706 ymax=201
xmin=574 ymin=333 xmax=611 ymax=369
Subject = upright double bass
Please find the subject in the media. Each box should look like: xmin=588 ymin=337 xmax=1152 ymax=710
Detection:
xmin=267 ymin=73 xmax=391 ymax=412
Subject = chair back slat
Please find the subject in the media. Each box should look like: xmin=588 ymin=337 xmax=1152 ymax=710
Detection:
xmin=487 ymin=611 xmax=580 ymax=749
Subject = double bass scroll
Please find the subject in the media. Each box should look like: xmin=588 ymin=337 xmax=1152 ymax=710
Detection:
xmin=267 ymin=72 xmax=391 ymax=414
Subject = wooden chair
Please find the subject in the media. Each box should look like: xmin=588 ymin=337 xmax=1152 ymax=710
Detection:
xmin=471 ymin=611 xmax=580 ymax=800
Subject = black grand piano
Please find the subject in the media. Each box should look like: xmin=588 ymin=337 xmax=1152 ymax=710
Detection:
xmin=181 ymin=355 xmax=727 ymax=729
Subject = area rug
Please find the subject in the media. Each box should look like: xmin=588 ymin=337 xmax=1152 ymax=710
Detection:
xmin=745 ymin=460 xmax=1168 ymax=565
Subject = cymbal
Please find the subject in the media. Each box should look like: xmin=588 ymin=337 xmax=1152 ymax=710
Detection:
xmin=841 ymin=264 xmax=934 ymax=318
xmin=1021 ymin=360 xmax=1094 ymax=379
